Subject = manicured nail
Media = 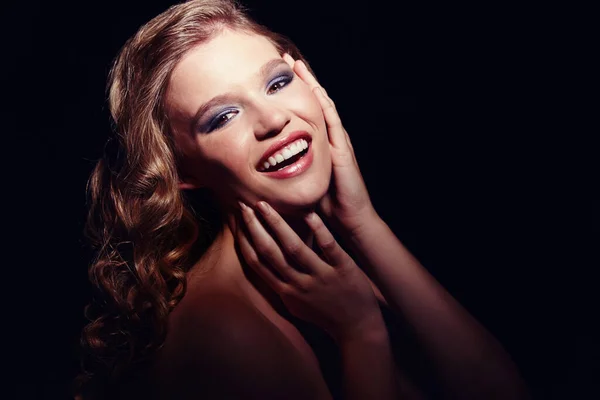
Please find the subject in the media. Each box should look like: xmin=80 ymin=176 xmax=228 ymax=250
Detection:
xmin=256 ymin=201 xmax=270 ymax=215
xmin=304 ymin=212 xmax=318 ymax=225
xmin=238 ymin=201 xmax=249 ymax=211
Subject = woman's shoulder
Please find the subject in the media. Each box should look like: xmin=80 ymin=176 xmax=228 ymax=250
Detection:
xmin=165 ymin=286 xmax=267 ymax=348
xmin=152 ymin=287 xmax=332 ymax=399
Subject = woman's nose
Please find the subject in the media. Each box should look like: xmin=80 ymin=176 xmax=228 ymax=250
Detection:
xmin=253 ymin=101 xmax=291 ymax=140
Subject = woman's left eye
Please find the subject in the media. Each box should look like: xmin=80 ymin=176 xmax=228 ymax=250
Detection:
xmin=267 ymin=73 xmax=294 ymax=95
xmin=207 ymin=110 xmax=239 ymax=132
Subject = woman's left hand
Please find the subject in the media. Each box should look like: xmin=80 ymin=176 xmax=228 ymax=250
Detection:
xmin=235 ymin=200 xmax=384 ymax=342
xmin=284 ymin=54 xmax=378 ymax=236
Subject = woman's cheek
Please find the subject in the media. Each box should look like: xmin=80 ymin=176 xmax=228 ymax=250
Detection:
xmin=287 ymin=88 xmax=325 ymax=128
xmin=187 ymin=149 xmax=244 ymax=190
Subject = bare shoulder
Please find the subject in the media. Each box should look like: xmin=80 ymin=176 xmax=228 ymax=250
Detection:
xmin=154 ymin=289 xmax=332 ymax=400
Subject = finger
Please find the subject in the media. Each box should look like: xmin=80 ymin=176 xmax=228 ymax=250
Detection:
xmin=236 ymin=223 xmax=289 ymax=292
xmin=304 ymin=212 xmax=349 ymax=266
xmin=293 ymin=60 xmax=349 ymax=150
xmin=239 ymin=202 xmax=308 ymax=284
xmin=294 ymin=61 xmax=333 ymax=106
xmin=294 ymin=59 xmax=338 ymax=107
xmin=344 ymin=131 xmax=358 ymax=165
xmin=312 ymin=86 xmax=347 ymax=149
xmin=318 ymin=194 xmax=333 ymax=220
xmin=254 ymin=201 xmax=330 ymax=275
xmin=294 ymin=59 xmax=321 ymax=91
xmin=282 ymin=53 xmax=295 ymax=67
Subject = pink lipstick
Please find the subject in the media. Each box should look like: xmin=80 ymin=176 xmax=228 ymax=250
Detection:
xmin=257 ymin=130 xmax=314 ymax=179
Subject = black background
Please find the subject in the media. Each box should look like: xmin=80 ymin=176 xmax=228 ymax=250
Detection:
xmin=4 ymin=0 xmax=594 ymax=399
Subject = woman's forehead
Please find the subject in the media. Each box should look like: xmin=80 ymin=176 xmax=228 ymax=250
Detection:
xmin=165 ymin=29 xmax=283 ymax=128
xmin=170 ymin=29 xmax=279 ymax=93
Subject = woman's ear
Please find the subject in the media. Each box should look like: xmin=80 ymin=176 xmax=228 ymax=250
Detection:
xmin=178 ymin=172 xmax=203 ymax=190
xmin=179 ymin=181 xmax=200 ymax=190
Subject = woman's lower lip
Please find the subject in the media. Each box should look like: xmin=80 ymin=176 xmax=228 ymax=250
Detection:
xmin=260 ymin=144 xmax=314 ymax=179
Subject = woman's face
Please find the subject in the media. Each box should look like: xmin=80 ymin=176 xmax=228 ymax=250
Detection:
xmin=166 ymin=29 xmax=331 ymax=215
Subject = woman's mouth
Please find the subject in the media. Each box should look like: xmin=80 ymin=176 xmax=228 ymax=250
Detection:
xmin=258 ymin=138 xmax=309 ymax=172
xmin=258 ymin=138 xmax=314 ymax=179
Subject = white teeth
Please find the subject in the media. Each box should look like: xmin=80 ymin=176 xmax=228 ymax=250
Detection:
xmin=260 ymin=138 xmax=310 ymax=171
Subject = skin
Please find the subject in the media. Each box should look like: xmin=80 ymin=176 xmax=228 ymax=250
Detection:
xmin=231 ymin=56 xmax=530 ymax=399
xmin=163 ymin=27 xmax=528 ymax=400
xmin=164 ymin=28 xmax=403 ymax=399
xmin=167 ymin=28 xmax=332 ymax=218
xmin=165 ymin=27 xmax=386 ymax=340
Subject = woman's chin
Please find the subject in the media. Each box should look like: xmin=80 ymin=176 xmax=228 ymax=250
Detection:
xmin=273 ymin=202 xmax=317 ymax=217
xmin=267 ymin=192 xmax=327 ymax=217
xmin=259 ymin=155 xmax=331 ymax=211
xmin=218 ymin=174 xmax=331 ymax=217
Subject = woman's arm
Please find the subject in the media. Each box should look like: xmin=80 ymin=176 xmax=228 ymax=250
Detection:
xmin=337 ymin=324 xmax=399 ymax=400
xmin=288 ymin=55 xmax=530 ymax=399
xmin=345 ymin=212 xmax=531 ymax=399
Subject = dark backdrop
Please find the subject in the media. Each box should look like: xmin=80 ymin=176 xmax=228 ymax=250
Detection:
xmin=4 ymin=1 xmax=593 ymax=399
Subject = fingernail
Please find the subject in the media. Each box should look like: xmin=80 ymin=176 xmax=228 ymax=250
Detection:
xmin=256 ymin=201 xmax=270 ymax=215
xmin=283 ymin=53 xmax=294 ymax=63
xmin=304 ymin=212 xmax=317 ymax=225
xmin=238 ymin=200 xmax=249 ymax=211
xmin=313 ymin=87 xmax=324 ymax=96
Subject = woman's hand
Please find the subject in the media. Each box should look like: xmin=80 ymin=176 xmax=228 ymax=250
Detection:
xmin=283 ymin=54 xmax=379 ymax=237
xmin=236 ymin=200 xmax=384 ymax=343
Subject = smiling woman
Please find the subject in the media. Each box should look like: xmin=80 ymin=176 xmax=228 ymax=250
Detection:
xmin=75 ymin=1 xmax=531 ymax=399
xmin=167 ymin=29 xmax=332 ymax=213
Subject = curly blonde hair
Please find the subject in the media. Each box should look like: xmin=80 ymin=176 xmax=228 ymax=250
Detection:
xmin=75 ymin=1 xmax=316 ymax=398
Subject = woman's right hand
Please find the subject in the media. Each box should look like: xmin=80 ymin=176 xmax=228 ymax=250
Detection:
xmin=236 ymin=200 xmax=385 ymax=343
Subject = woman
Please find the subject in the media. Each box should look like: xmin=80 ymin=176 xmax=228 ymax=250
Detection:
xmin=76 ymin=0 xmax=530 ymax=399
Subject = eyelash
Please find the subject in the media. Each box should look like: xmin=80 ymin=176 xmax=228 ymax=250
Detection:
xmin=206 ymin=73 xmax=294 ymax=132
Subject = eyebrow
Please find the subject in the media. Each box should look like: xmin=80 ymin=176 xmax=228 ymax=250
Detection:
xmin=191 ymin=58 xmax=289 ymax=129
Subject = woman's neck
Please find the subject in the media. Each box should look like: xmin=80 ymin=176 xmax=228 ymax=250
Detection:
xmin=188 ymin=209 xmax=315 ymax=307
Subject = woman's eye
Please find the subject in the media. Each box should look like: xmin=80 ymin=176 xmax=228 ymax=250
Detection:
xmin=208 ymin=110 xmax=238 ymax=132
xmin=267 ymin=74 xmax=293 ymax=95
